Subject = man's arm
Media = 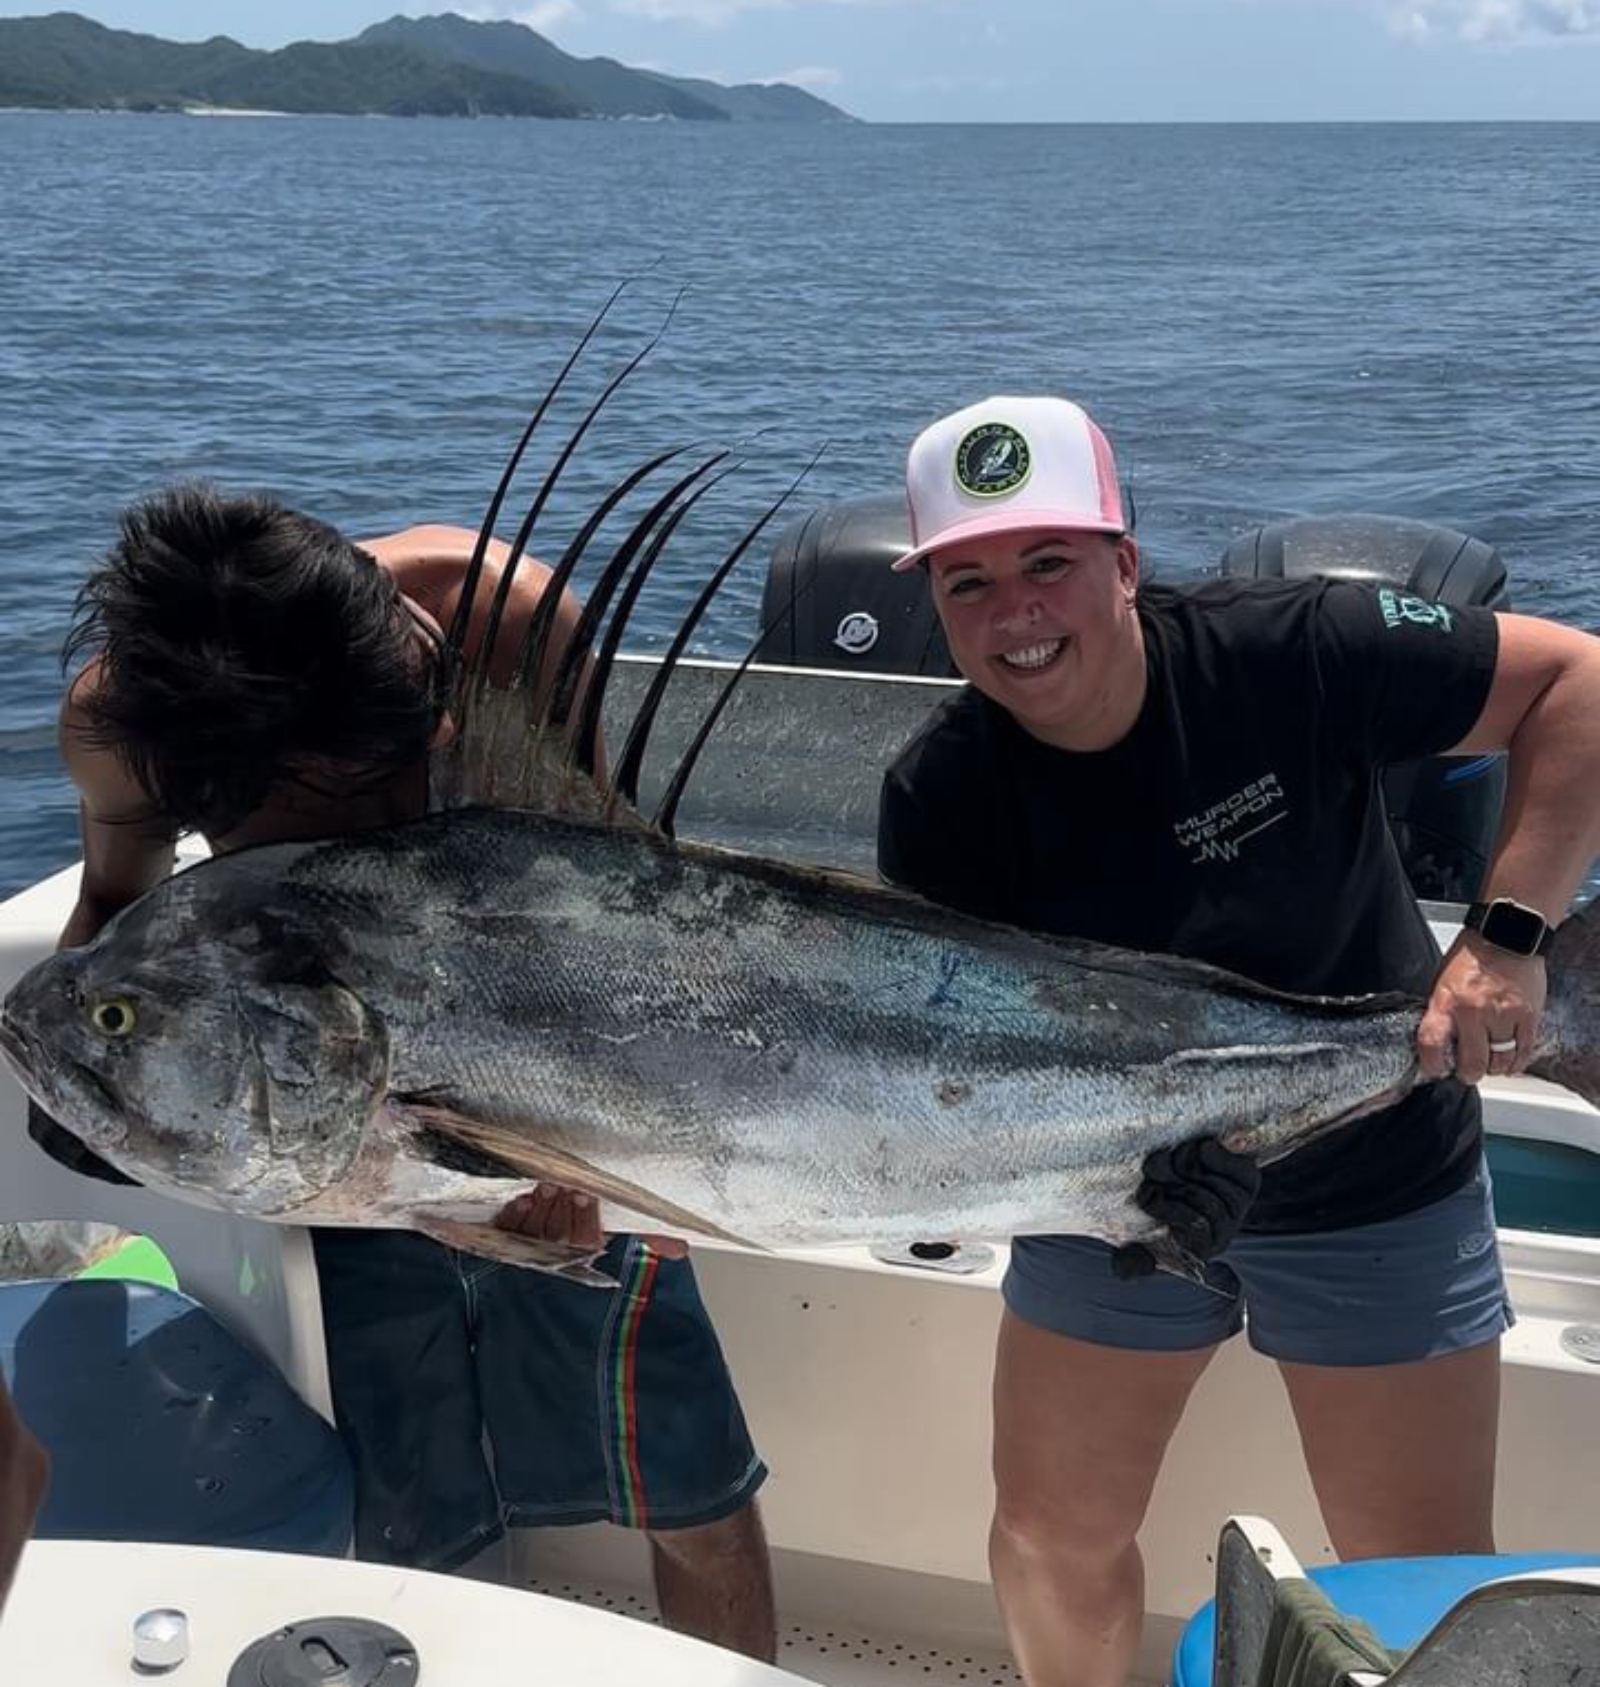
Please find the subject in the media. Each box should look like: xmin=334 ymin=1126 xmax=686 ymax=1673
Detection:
xmin=59 ymin=663 xmax=177 ymax=946
xmin=0 ymin=1378 xmax=46 ymax=1613
xmin=1418 ymin=613 xmax=1600 ymax=1082
xmin=30 ymin=667 xmax=175 ymax=1183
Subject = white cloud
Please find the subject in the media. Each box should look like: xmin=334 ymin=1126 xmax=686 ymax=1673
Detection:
xmin=456 ymin=0 xmax=924 ymax=26
xmin=455 ymin=0 xmax=580 ymax=29
xmin=607 ymin=0 xmax=913 ymax=23
xmin=517 ymin=0 xmax=581 ymax=25
xmin=764 ymin=63 xmax=843 ymax=85
xmin=1385 ymin=0 xmax=1600 ymax=40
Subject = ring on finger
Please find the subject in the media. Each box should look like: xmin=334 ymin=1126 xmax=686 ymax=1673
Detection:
xmin=1487 ymin=1036 xmax=1518 ymax=1055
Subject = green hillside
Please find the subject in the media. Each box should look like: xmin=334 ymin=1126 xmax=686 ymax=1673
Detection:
xmin=0 ymin=10 xmax=853 ymax=120
xmin=359 ymin=14 xmax=729 ymax=121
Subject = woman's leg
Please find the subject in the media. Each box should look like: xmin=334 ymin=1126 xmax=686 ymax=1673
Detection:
xmin=991 ymin=1309 xmax=1219 ymax=1687
xmin=1281 ymin=1341 xmax=1500 ymax=1558
xmin=1237 ymin=1166 xmax=1509 ymax=1560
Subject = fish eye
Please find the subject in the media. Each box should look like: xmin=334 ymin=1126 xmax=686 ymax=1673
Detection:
xmin=90 ymin=997 xmax=137 ymax=1038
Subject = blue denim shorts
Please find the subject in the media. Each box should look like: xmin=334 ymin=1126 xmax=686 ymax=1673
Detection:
xmin=312 ymin=1230 xmax=766 ymax=1571
xmin=1003 ymin=1162 xmax=1513 ymax=1367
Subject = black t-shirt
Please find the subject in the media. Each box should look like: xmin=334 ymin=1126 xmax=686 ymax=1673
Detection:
xmin=878 ymin=577 xmax=1500 ymax=1233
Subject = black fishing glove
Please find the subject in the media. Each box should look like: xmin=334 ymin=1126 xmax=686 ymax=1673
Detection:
xmin=26 ymin=1098 xmax=141 ymax=1188
xmin=1110 ymin=1137 xmax=1261 ymax=1280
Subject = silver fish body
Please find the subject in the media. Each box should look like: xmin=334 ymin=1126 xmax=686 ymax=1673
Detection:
xmin=13 ymin=805 xmax=1594 ymax=1265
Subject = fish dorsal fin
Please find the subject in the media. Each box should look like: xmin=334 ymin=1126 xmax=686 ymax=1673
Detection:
xmin=428 ymin=293 xmax=823 ymax=840
xmin=398 ymin=1101 xmax=763 ymax=1251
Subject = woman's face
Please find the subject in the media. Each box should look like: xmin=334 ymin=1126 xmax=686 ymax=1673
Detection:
xmin=927 ymin=527 xmax=1143 ymax=750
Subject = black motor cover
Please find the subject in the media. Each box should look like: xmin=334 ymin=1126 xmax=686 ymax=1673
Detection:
xmin=754 ymin=495 xmax=955 ymax=677
xmin=1220 ymin=514 xmax=1510 ymax=904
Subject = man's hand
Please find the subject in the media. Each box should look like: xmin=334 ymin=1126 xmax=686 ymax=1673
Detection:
xmin=492 ymin=1184 xmax=689 ymax=1259
xmin=1110 ymin=1137 xmax=1261 ymax=1280
xmin=1415 ymin=933 xmax=1547 ymax=1086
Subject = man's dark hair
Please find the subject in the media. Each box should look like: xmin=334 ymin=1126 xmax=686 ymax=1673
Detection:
xmin=66 ymin=483 xmax=453 ymax=836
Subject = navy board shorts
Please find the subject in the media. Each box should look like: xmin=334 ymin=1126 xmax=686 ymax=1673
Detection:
xmin=312 ymin=1229 xmax=766 ymax=1571
xmin=1004 ymin=1161 xmax=1513 ymax=1367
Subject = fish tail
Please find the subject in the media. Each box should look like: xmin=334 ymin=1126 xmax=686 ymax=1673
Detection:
xmin=1529 ymin=897 xmax=1600 ymax=1107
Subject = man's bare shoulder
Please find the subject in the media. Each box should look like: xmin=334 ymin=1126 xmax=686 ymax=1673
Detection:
xmin=60 ymin=657 xmax=110 ymax=773
xmin=60 ymin=658 xmax=162 ymax=826
xmin=359 ymin=526 xmax=557 ymax=599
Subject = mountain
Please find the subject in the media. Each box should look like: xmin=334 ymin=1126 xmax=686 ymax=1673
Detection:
xmin=358 ymin=14 xmax=726 ymax=121
xmin=642 ymin=72 xmax=846 ymax=124
xmin=359 ymin=14 xmax=852 ymax=123
xmin=0 ymin=11 xmax=854 ymax=122
xmin=0 ymin=12 xmax=579 ymax=115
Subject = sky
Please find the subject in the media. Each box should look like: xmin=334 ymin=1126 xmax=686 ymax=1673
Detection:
xmin=3 ymin=0 xmax=1599 ymax=121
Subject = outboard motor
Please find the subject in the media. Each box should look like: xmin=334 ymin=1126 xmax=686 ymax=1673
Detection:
xmin=1220 ymin=514 xmax=1511 ymax=904
xmin=755 ymin=495 xmax=955 ymax=677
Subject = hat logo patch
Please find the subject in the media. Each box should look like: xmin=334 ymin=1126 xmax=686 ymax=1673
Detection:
xmin=834 ymin=611 xmax=880 ymax=656
xmin=955 ymin=422 xmax=1030 ymax=499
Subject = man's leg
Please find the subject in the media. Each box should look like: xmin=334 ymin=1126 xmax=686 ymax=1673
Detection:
xmin=648 ymin=1500 xmax=776 ymax=1661
xmin=993 ymin=1234 xmax=1240 ymax=1687
xmin=476 ymin=1237 xmax=772 ymax=1657
xmin=312 ymin=1229 xmax=505 ymax=1571
xmin=1280 ymin=1342 xmax=1499 ymax=1559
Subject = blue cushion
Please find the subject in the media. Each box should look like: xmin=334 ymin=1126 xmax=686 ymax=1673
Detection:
xmin=1173 ymin=1549 xmax=1600 ymax=1686
xmin=0 ymin=1277 xmax=352 ymax=1555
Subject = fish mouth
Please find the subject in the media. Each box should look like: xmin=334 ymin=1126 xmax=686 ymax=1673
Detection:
xmin=995 ymin=637 xmax=1067 ymax=675
xmin=0 ymin=1009 xmax=126 ymax=1140
xmin=64 ymin=1058 xmax=123 ymax=1117
xmin=0 ymin=1013 xmax=38 ymax=1088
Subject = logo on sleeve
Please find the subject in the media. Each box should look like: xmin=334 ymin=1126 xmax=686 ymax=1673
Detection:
xmin=1379 ymin=588 xmax=1454 ymax=634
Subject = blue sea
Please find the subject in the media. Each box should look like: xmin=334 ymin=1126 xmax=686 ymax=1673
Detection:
xmin=2 ymin=113 xmax=1597 ymax=898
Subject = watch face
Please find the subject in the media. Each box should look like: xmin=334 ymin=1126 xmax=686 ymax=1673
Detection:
xmin=1481 ymin=900 xmax=1546 ymax=954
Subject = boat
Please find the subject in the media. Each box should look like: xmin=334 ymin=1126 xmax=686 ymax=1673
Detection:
xmin=0 ymin=506 xmax=1595 ymax=1685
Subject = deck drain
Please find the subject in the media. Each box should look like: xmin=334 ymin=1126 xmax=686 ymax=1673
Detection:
xmin=1559 ymin=1324 xmax=1600 ymax=1365
xmin=869 ymin=1241 xmax=996 ymax=1276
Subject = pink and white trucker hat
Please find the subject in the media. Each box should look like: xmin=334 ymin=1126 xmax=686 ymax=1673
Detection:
xmin=892 ymin=395 xmax=1126 ymax=572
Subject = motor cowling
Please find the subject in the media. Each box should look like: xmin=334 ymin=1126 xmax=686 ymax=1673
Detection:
xmin=754 ymin=495 xmax=954 ymax=677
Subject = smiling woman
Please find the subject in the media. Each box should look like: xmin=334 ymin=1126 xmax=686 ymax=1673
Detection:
xmin=893 ymin=397 xmax=1144 ymax=753
xmin=875 ymin=384 xmax=1600 ymax=1687
xmin=925 ymin=529 xmax=1141 ymax=752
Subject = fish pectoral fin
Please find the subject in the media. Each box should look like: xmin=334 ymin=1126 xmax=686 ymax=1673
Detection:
xmin=397 ymin=1100 xmax=766 ymax=1252
xmin=1149 ymin=1236 xmax=1234 ymax=1297
xmin=412 ymin=1215 xmax=619 ymax=1287
xmin=1116 ymin=1231 xmax=1232 ymax=1296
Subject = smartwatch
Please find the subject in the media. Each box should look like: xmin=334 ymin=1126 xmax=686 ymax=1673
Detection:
xmin=1463 ymin=897 xmax=1555 ymax=958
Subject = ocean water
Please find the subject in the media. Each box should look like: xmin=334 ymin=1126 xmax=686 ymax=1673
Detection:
xmin=1 ymin=113 xmax=1597 ymax=897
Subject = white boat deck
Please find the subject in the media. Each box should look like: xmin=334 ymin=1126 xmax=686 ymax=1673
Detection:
xmin=523 ymin=1568 xmax=1034 ymax=1687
